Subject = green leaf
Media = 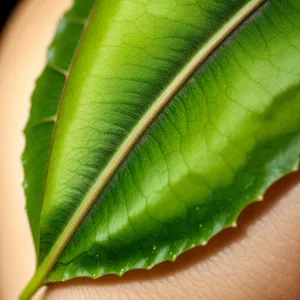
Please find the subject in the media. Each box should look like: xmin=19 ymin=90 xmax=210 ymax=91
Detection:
xmin=21 ymin=0 xmax=300 ymax=299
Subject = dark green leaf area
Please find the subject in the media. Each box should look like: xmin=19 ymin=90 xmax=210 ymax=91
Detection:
xmin=25 ymin=67 xmax=65 ymax=131
xmin=23 ymin=67 xmax=65 ymax=249
xmin=23 ymin=122 xmax=55 ymax=249
xmin=48 ymin=19 xmax=84 ymax=72
xmin=67 ymin=0 xmax=96 ymax=20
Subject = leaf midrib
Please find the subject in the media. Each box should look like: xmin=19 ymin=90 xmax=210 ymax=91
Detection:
xmin=21 ymin=0 xmax=267 ymax=298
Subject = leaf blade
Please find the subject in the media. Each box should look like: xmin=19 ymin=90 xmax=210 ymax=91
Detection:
xmin=21 ymin=0 xmax=300 ymax=298
xmin=39 ymin=0 xmax=261 ymax=264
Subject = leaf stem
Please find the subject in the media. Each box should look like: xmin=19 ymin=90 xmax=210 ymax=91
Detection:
xmin=19 ymin=265 xmax=47 ymax=300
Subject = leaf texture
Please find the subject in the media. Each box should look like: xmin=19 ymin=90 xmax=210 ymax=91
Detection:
xmin=22 ymin=0 xmax=96 ymax=252
xmin=21 ymin=0 xmax=300 ymax=299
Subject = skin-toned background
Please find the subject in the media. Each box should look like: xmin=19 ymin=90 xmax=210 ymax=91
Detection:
xmin=0 ymin=1 xmax=72 ymax=299
xmin=0 ymin=1 xmax=300 ymax=299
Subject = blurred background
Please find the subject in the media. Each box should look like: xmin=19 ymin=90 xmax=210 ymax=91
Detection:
xmin=0 ymin=0 xmax=19 ymax=30
xmin=0 ymin=1 xmax=72 ymax=299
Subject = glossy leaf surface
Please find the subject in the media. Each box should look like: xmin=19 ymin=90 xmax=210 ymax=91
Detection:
xmin=21 ymin=0 xmax=300 ymax=299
